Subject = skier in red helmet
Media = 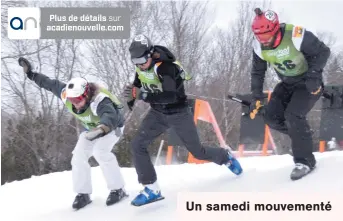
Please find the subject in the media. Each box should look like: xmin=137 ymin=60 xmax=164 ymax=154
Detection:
xmin=248 ymin=8 xmax=330 ymax=180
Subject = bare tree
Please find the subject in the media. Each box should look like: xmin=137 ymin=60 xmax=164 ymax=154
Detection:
xmin=1 ymin=1 xmax=28 ymax=38
xmin=1 ymin=0 xmax=86 ymax=180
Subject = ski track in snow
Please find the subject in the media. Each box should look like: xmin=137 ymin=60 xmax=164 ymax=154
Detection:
xmin=1 ymin=151 xmax=343 ymax=221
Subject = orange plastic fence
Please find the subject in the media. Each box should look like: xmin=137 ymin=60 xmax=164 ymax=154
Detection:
xmin=166 ymin=93 xmax=277 ymax=164
xmin=166 ymin=146 xmax=173 ymax=164
xmin=166 ymin=99 xmax=228 ymax=164
xmin=238 ymin=91 xmax=276 ymax=157
xmin=262 ymin=91 xmax=273 ymax=156
xmin=319 ymin=141 xmax=326 ymax=152
xmin=187 ymin=99 xmax=227 ymax=164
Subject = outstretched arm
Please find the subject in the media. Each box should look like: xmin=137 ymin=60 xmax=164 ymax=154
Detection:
xmin=19 ymin=57 xmax=66 ymax=99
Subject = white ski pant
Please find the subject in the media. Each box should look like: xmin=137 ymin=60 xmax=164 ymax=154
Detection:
xmin=71 ymin=127 xmax=125 ymax=194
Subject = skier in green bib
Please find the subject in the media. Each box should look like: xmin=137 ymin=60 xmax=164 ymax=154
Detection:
xmin=124 ymin=34 xmax=243 ymax=206
xmin=249 ymin=8 xmax=331 ymax=180
xmin=18 ymin=57 xmax=127 ymax=210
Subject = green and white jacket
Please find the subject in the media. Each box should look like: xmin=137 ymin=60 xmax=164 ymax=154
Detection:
xmin=28 ymin=72 xmax=125 ymax=132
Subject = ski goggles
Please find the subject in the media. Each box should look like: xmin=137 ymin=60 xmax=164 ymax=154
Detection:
xmin=131 ymin=54 xmax=150 ymax=65
xmin=67 ymin=95 xmax=86 ymax=105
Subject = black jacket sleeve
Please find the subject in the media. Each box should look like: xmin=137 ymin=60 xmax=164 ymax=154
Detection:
xmin=96 ymin=97 xmax=123 ymax=131
xmin=300 ymin=30 xmax=331 ymax=79
xmin=143 ymin=62 xmax=179 ymax=104
xmin=29 ymin=71 xmax=66 ymax=99
xmin=250 ymin=51 xmax=267 ymax=99
xmin=133 ymin=72 xmax=142 ymax=88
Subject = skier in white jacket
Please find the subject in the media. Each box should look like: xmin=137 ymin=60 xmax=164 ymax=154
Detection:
xmin=18 ymin=57 xmax=127 ymax=210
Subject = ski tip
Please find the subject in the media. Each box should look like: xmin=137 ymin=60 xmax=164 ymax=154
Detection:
xmin=131 ymin=197 xmax=165 ymax=207
xmin=72 ymin=200 xmax=92 ymax=211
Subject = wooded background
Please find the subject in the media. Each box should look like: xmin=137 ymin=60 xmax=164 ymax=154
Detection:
xmin=2 ymin=0 xmax=342 ymax=185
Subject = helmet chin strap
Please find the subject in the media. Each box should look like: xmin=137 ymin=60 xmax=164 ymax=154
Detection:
xmin=272 ymin=30 xmax=282 ymax=47
xmin=138 ymin=54 xmax=156 ymax=71
xmin=147 ymin=59 xmax=156 ymax=70
xmin=74 ymin=100 xmax=90 ymax=114
xmin=147 ymin=48 xmax=156 ymax=70
xmin=261 ymin=29 xmax=282 ymax=49
xmin=73 ymin=92 xmax=92 ymax=114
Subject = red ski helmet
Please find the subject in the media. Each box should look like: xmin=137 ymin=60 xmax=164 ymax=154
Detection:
xmin=251 ymin=8 xmax=281 ymax=47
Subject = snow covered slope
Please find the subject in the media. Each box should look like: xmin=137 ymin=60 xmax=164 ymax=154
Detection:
xmin=1 ymin=151 xmax=343 ymax=221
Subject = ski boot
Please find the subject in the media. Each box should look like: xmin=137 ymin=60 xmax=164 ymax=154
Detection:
xmin=131 ymin=186 xmax=165 ymax=207
xmin=72 ymin=193 xmax=91 ymax=210
xmin=106 ymin=188 xmax=128 ymax=206
xmin=226 ymin=151 xmax=243 ymax=175
xmin=290 ymin=163 xmax=315 ymax=180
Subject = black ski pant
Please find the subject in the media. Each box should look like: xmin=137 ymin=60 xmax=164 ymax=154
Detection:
xmin=131 ymin=107 xmax=229 ymax=185
xmin=263 ymin=82 xmax=321 ymax=168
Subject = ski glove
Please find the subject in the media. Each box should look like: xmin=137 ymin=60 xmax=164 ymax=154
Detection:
xmin=124 ymin=85 xmax=146 ymax=101
xmin=18 ymin=57 xmax=35 ymax=80
xmin=305 ymin=71 xmax=323 ymax=95
xmin=85 ymin=124 xmax=110 ymax=141
xmin=124 ymin=85 xmax=147 ymax=110
xmin=305 ymin=78 xmax=322 ymax=95
xmin=249 ymin=99 xmax=264 ymax=120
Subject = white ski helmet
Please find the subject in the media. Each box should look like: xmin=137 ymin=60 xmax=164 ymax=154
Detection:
xmin=65 ymin=77 xmax=89 ymax=99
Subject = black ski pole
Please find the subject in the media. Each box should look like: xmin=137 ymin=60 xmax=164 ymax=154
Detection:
xmin=227 ymin=94 xmax=251 ymax=107
xmin=227 ymin=94 xmax=253 ymax=116
xmin=226 ymin=90 xmax=337 ymax=121
xmin=228 ymin=91 xmax=332 ymax=106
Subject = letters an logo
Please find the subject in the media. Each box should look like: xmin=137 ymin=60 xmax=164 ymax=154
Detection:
xmin=8 ymin=8 xmax=40 ymax=39
xmin=10 ymin=17 xmax=38 ymax=30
